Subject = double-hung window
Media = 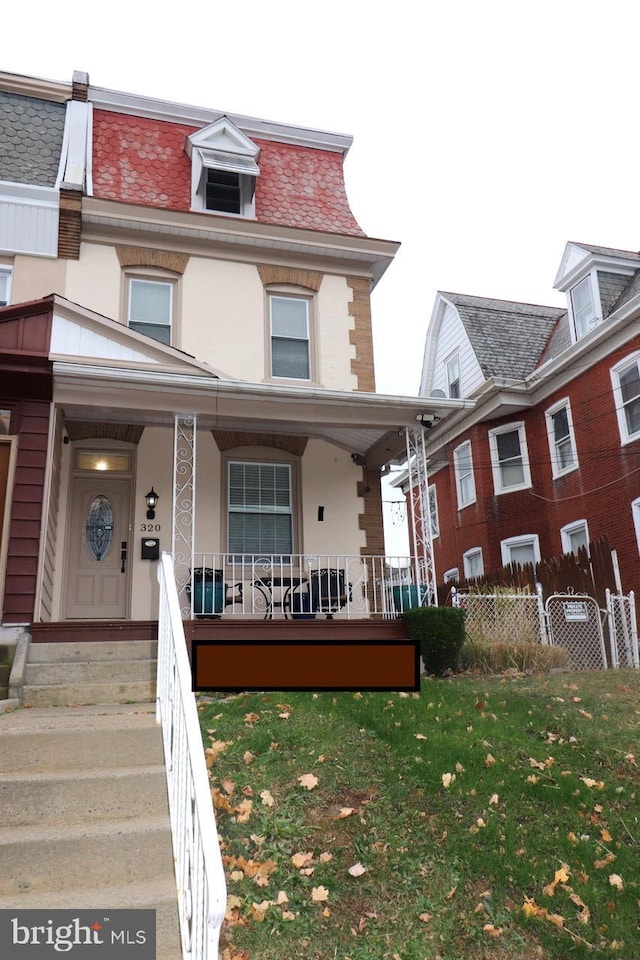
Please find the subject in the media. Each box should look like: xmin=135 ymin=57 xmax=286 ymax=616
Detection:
xmin=611 ymin=354 xmax=640 ymax=444
xmin=560 ymin=520 xmax=589 ymax=556
xmin=500 ymin=534 xmax=540 ymax=568
xmin=428 ymin=484 xmax=439 ymax=538
xmin=446 ymin=353 xmax=461 ymax=398
xmin=463 ymin=547 xmax=483 ymax=579
xmin=489 ymin=423 xmax=531 ymax=493
xmin=128 ymin=277 xmax=173 ymax=345
xmin=228 ymin=461 xmax=293 ymax=560
xmin=0 ymin=267 xmax=12 ymax=307
xmin=453 ymin=441 xmax=475 ymax=509
xmin=546 ymin=400 xmax=578 ymax=477
xmin=570 ymin=276 xmax=597 ymax=339
xmin=270 ymin=294 xmax=310 ymax=380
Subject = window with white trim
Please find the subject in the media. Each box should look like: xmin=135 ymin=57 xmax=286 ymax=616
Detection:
xmin=463 ymin=547 xmax=484 ymax=579
xmin=446 ymin=353 xmax=461 ymax=398
xmin=632 ymin=498 xmax=640 ymax=555
xmin=500 ymin=534 xmax=540 ymax=568
xmin=127 ymin=277 xmax=174 ymax=345
xmin=453 ymin=440 xmax=476 ymax=509
xmin=269 ymin=294 xmax=311 ymax=380
xmin=187 ymin=117 xmax=260 ymax=218
xmin=560 ymin=520 xmax=589 ymax=556
xmin=570 ymin=275 xmax=598 ymax=339
xmin=428 ymin=484 xmax=439 ymax=538
xmin=611 ymin=353 xmax=640 ymax=444
xmin=0 ymin=267 xmax=12 ymax=307
xmin=443 ymin=567 xmax=459 ymax=584
xmin=545 ymin=399 xmax=578 ymax=477
xmin=489 ymin=422 xmax=531 ymax=493
xmin=228 ymin=461 xmax=293 ymax=560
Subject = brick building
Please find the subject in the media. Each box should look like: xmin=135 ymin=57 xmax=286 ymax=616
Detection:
xmin=408 ymin=242 xmax=640 ymax=595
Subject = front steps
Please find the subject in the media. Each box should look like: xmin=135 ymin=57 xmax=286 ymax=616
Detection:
xmin=22 ymin=640 xmax=157 ymax=706
xmin=0 ymin=703 xmax=182 ymax=959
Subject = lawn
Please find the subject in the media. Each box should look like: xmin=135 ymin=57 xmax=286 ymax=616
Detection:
xmin=197 ymin=670 xmax=640 ymax=960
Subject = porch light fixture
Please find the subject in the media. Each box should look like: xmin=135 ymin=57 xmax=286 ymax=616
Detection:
xmin=145 ymin=487 xmax=159 ymax=519
xmin=416 ymin=413 xmax=441 ymax=430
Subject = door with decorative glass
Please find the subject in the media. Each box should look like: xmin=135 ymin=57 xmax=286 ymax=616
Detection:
xmin=65 ymin=477 xmax=131 ymax=619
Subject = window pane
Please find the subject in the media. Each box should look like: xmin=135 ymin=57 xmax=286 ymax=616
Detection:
xmin=205 ymin=169 xmax=241 ymax=214
xmin=271 ymin=297 xmax=308 ymax=339
xmin=501 ymin=460 xmax=525 ymax=486
xmin=228 ymin=461 xmax=293 ymax=557
xmin=0 ymin=272 xmax=9 ymax=307
xmin=272 ymin=338 xmax=310 ymax=379
xmin=509 ymin=543 xmax=535 ymax=566
xmin=496 ymin=430 xmax=524 ymax=486
xmin=552 ymin=407 xmax=569 ymax=443
xmin=464 ymin=551 xmax=483 ymax=578
xmin=572 ymin=277 xmax=595 ymax=335
xmin=130 ymin=280 xmax=171 ymax=326
xmin=568 ymin=528 xmax=587 ymax=554
xmin=129 ymin=322 xmax=171 ymax=344
xmin=496 ymin=430 xmax=521 ymax=462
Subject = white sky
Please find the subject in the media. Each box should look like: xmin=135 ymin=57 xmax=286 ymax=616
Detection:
xmin=5 ymin=0 xmax=640 ymax=554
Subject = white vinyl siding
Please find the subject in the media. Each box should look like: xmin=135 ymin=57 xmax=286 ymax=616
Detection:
xmin=427 ymin=301 xmax=484 ymax=399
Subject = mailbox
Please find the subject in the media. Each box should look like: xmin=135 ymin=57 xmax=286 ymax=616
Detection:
xmin=141 ymin=537 xmax=160 ymax=560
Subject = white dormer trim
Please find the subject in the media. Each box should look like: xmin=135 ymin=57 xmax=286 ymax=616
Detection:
xmin=56 ymin=99 xmax=93 ymax=192
xmin=186 ymin=117 xmax=260 ymax=218
xmin=554 ymin=242 xmax=638 ymax=292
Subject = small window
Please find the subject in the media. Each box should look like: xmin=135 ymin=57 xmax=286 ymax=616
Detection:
xmin=270 ymin=294 xmax=310 ymax=380
xmin=632 ymin=498 xmax=640 ymax=555
xmin=546 ymin=400 xmax=578 ymax=477
xmin=205 ymin=168 xmax=242 ymax=214
xmin=560 ymin=520 xmax=589 ymax=556
xmin=228 ymin=461 xmax=293 ymax=559
xmin=489 ymin=423 xmax=531 ymax=493
xmin=428 ymin=484 xmax=439 ymax=538
xmin=571 ymin=276 xmax=597 ymax=338
xmin=611 ymin=354 xmax=640 ymax=444
xmin=500 ymin=534 xmax=540 ymax=568
xmin=0 ymin=267 xmax=12 ymax=307
xmin=443 ymin=567 xmax=459 ymax=584
xmin=463 ymin=547 xmax=484 ymax=579
xmin=446 ymin=353 xmax=461 ymax=398
xmin=128 ymin=277 xmax=173 ymax=345
xmin=453 ymin=440 xmax=476 ymax=509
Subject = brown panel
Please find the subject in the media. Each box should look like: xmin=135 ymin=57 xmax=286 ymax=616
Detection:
xmin=212 ymin=431 xmax=308 ymax=456
xmin=257 ymin=264 xmax=323 ymax=292
xmin=193 ymin=639 xmax=419 ymax=691
xmin=65 ymin=421 xmax=145 ymax=444
xmin=0 ymin=442 xmax=10 ymax=536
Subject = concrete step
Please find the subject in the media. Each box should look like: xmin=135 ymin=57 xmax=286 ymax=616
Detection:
xmin=0 ymin=815 xmax=174 ymax=895
xmin=0 ymin=722 xmax=164 ymax=773
xmin=21 ymin=679 xmax=156 ymax=706
xmin=27 ymin=640 xmax=157 ymax=663
xmin=24 ymin=658 xmax=156 ymax=685
xmin=0 ymin=765 xmax=168 ymax=827
xmin=0 ymin=878 xmax=181 ymax=960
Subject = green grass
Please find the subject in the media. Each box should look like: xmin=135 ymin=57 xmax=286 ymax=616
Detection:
xmin=198 ymin=671 xmax=640 ymax=960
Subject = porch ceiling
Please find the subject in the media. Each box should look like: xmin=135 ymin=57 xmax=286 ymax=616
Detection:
xmin=55 ymin=362 xmax=474 ymax=468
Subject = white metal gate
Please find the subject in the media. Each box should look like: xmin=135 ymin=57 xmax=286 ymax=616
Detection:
xmin=606 ymin=589 xmax=639 ymax=668
xmin=545 ymin=593 xmax=608 ymax=670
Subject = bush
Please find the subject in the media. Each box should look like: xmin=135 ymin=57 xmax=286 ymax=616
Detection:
xmin=403 ymin=606 xmax=466 ymax=676
xmin=461 ymin=638 xmax=570 ymax=674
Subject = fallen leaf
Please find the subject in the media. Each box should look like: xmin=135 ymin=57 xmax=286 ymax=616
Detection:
xmin=276 ymin=891 xmax=289 ymax=905
xmin=322 ymin=907 xmax=331 ymax=918
xmin=319 ymin=851 xmax=333 ymax=862
xmin=334 ymin=807 xmax=357 ymax=819
xmin=299 ymin=867 xmax=315 ymax=876
xmin=254 ymin=875 xmax=269 ymax=888
xmin=419 ymin=912 xmax=432 ymax=923
xmin=348 ymin=862 xmax=367 ymax=877
xmin=601 ymin=828 xmax=612 ymax=842
xmin=205 ymin=740 xmax=232 ymax=766
xmin=485 ymin=753 xmax=496 ymax=767
xmin=260 ymin=789 xmax=275 ymax=807
xmin=455 ymin=761 xmax=465 ymax=773
xmin=291 ymin=851 xmax=314 ymax=869
xmin=414 ymin=733 xmax=427 ymax=740
xmin=269 ymin=741 xmax=279 ymax=751
xmin=244 ymin=712 xmax=260 ymax=724
xmin=441 ymin=772 xmax=456 ymax=789
xmin=594 ymin=853 xmax=616 ymax=869
xmin=311 ymin=886 xmax=329 ymax=902
xmin=221 ymin=778 xmax=236 ymax=796
xmin=243 ymin=751 xmax=255 ymax=766
xmin=298 ymin=773 xmax=319 ymax=790
xmin=609 ymin=874 xmax=624 ymax=891
xmin=489 ymin=793 xmax=499 ymax=805
xmin=230 ymin=870 xmax=244 ymax=882
xmin=278 ymin=712 xmax=291 ymax=719
xmin=235 ymin=799 xmax=253 ymax=823
xmin=281 ymin=910 xmax=296 ymax=921
xmin=483 ymin=923 xmax=503 ymax=937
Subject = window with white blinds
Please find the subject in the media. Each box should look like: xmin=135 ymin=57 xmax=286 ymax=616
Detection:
xmin=228 ymin=461 xmax=293 ymax=558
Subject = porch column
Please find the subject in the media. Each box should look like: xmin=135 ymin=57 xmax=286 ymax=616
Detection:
xmin=172 ymin=413 xmax=197 ymax=615
xmin=405 ymin=427 xmax=436 ymax=604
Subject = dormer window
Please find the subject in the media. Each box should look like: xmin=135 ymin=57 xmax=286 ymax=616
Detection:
xmin=186 ymin=117 xmax=260 ymax=218
xmin=570 ymin=276 xmax=597 ymax=338
xmin=446 ymin=353 xmax=461 ymax=398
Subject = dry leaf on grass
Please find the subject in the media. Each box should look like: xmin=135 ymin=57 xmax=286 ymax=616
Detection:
xmin=334 ymin=807 xmax=357 ymax=819
xmin=609 ymin=874 xmax=624 ymax=891
xmin=298 ymin=773 xmax=318 ymax=790
xmin=348 ymin=862 xmax=367 ymax=877
xmin=260 ymin=789 xmax=275 ymax=807
xmin=311 ymin=886 xmax=329 ymax=902
xmin=441 ymin=772 xmax=455 ymax=789
xmin=291 ymin=851 xmax=314 ymax=869
xmin=243 ymin=751 xmax=255 ymax=765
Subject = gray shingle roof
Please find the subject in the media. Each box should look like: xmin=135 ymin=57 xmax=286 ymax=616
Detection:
xmin=440 ymin=292 xmax=565 ymax=380
xmin=609 ymin=267 xmax=640 ymax=315
xmin=0 ymin=91 xmax=66 ymax=187
xmin=569 ymin=241 xmax=640 ymax=261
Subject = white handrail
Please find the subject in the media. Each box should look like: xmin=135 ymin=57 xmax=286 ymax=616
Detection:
xmin=157 ymin=552 xmax=227 ymax=960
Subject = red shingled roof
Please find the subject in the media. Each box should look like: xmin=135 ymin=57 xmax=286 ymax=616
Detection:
xmin=92 ymin=111 xmax=365 ymax=236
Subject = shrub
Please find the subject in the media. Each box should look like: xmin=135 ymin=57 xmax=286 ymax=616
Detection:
xmin=461 ymin=638 xmax=570 ymax=674
xmin=403 ymin=606 xmax=466 ymax=676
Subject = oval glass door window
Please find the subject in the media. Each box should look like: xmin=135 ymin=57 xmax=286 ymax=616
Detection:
xmin=85 ymin=495 xmax=114 ymax=561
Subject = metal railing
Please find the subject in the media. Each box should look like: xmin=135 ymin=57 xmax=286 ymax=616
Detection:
xmin=157 ymin=552 xmax=227 ymax=960
xmin=181 ymin=553 xmax=433 ymax=619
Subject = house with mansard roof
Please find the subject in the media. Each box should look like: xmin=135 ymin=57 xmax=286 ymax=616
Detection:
xmin=412 ymin=240 xmax=640 ymax=594
xmin=0 ymin=68 xmax=464 ymax=634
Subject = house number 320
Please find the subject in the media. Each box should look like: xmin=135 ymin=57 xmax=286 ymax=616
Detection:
xmin=140 ymin=523 xmax=161 ymax=532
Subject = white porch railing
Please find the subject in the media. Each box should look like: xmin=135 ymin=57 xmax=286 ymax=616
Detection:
xmin=182 ymin=553 xmax=432 ymax=619
xmin=157 ymin=552 xmax=227 ymax=960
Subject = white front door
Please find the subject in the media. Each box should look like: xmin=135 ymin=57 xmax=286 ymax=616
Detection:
xmin=65 ymin=477 xmax=131 ymax=619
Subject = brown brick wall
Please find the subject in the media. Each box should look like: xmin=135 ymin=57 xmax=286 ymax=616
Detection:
xmin=57 ymin=188 xmax=82 ymax=260
xmin=212 ymin=431 xmax=308 ymax=456
xmin=347 ymin=276 xmax=375 ymax=393
xmin=116 ymin=247 xmax=189 ymax=274
xmin=358 ymin=468 xmax=384 ymax=557
xmin=256 ymin=264 xmax=323 ymax=292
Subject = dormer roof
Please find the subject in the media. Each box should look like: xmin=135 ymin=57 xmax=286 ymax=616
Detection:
xmin=185 ymin=116 xmax=261 ymax=177
xmin=554 ymin=241 xmax=640 ymax=292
